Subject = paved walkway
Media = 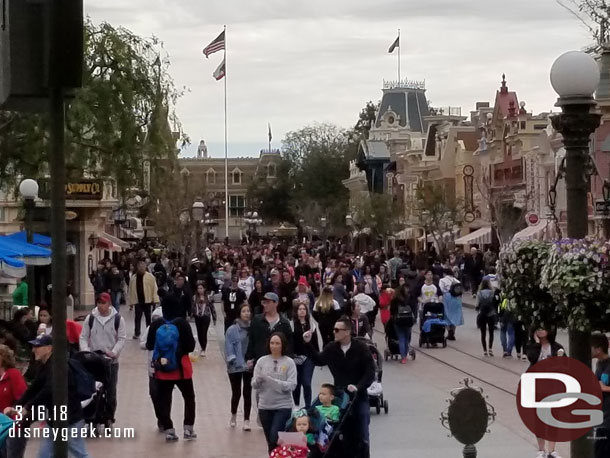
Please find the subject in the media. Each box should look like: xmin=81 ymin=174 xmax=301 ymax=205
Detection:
xmin=25 ymin=306 xmax=267 ymax=458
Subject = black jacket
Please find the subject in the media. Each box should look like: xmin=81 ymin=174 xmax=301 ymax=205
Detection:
xmin=526 ymin=341 xmax=565 ymax=367
xmin=245 ymin=313 xmax=293 ymax=362
xmin=170 ymin=284 xmax=193 ymax=319
xmin=107 ymin=271 xmax=124 ymax=292
xmin=222 ymin=287 xmax=248 ymax=325
xmin=17 ymin=355 xmax=83 ymax=426
xmin=306 ymin=339 xmax=376 ymax=401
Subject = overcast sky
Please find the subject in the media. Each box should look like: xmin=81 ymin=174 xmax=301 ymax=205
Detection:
xmin=87 ymin=0 xmax=592 ymax=158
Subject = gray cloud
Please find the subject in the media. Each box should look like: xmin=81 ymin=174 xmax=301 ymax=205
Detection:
xmin=88 ymin=0 xmax=592 ymax=158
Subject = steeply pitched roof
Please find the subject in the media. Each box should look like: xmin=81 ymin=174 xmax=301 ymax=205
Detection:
xmin=493 ymin=74 xmax=519 ymax=119
xmin=375 ymin=88 xmax=430 ymax=133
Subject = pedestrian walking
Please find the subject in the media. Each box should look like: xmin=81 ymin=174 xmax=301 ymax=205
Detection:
xmin=225 ymin=303 xmax=253 ymax=431
xmin=193 ymin=283 xmax=217 ymax=357
xmin=498 ymin=297 xmax=516 ymax=358
xmin=6 ymin=335 xmax=91 ymax=457
xmin=353 ymin=283 xmax=377 ymax=331
xmin=79 ymin=292 xmax=127 ymax=424
xmin=140 ymin=306 xmax=165 ymax=432
xmin=128 ymin=260 xmax=159 ymax=339
xmin=146 ymin=294 xmax=197 ymax=442
xmin=591 ymin=333 xmax=610 ymax=458
xmin=169 ymin=273 xmax=193 ymax=320
xmin=438 ymin=268 xmax=464 ymax=341
xmin=246 ymin=293 xmax=293 ymax=365
xmin=290 ymin=302 xmax=322 ymax=409
xmin=525 ymin=328 xmax=565 ymax=458
xmin=0 ymin=344 xmax=27 ymax=458
xmin=248 ymin=279 xmax=265 ymax=315
xmin=475 ymin=279 xmax=497 ymax=357
xmin=312 ymin=286 xmax=341 ymax=347
xmin=222 ymin=275 xmax=247 ymax=334
xmin=90 ymin=261 xmax=109 ymax=296
xmin=303 ymin=317 xmax=376 ymax=458
xmin=390 ymin=287 xmax=416 ymax=364
xmin=252 ymin=332 xmax=297 ymax=453
xmin=107 ymin=264 xmax=125 ymax=312
xmin=347 ymin=300 xmax=372 ymax=339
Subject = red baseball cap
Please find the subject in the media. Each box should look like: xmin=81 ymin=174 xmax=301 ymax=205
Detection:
xmin=97 ymin=292 xmax=111 ymax=304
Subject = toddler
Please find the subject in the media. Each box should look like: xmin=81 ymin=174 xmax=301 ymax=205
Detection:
xmin=315 ymin=384 xmax=340 ymax=423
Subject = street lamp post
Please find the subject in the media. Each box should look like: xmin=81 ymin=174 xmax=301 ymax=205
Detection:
xmin=320 ymin=217 xmax=328 ymax=246
xmin=550 ymin=50 xmax=601 ymax=458
xmin=19 ymin=179 xmax=39 ymax=308
xmin=192 ymin=200 xmax=205 ymax=257
xmin=244 ymin=211 xmax=262 ymax=242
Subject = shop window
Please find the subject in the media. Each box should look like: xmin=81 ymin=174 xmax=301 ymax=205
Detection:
xmin=229 ymin=195 xmax=245 ymax=217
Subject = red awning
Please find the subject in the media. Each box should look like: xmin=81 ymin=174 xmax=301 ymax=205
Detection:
xmin=97 ymin=237 xmax=113 ymax=250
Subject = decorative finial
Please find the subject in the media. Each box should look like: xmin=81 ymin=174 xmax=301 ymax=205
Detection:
xmin=500 ymin=74 xmax=508 ymax=94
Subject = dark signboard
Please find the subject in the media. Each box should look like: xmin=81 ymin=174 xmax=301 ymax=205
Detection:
xmin=40 ymin=179 xmax=103 ymax=200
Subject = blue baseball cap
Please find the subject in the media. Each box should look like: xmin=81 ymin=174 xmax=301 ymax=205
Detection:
xmin=28 ymin=334 xmax=52 ymax=347
xmin=263 ymin=292 xmax=279 ymax=303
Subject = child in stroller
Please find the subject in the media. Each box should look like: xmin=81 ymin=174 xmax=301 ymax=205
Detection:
xmin=72 ymin=351 xmax=113 ymax=429
xmin=418 ymin=302 xmax=449 ymax=348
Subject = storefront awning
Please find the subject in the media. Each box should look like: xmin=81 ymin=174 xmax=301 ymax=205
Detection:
xmin=418 ymin=228 xmax=460 ymax=243
xmin=454 ymin=227 xmax=492 ymax=246
xmin=512 ymin=220 xmax=549 ymax=242
xmin=97 ymin=233 xmax=130 ymax=251
xmin=393 ymin=228 xmax=419 ymax=240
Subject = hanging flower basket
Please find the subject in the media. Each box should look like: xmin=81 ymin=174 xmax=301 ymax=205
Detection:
xmin=540 ymin=238 xmax=610 ymax=332
xmin=498 ymin=240 xmax=560 ymax=329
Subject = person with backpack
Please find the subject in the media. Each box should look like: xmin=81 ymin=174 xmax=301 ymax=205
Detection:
xmin=5 ymin=334 xmax=91 ymax=457
xmin=390 ymin=287 xmax=416 ymax=364
xmin=79 ymin=291 xmax=127 ymax=425
xmin=146 ymin=294 xmax=197 ymax=442
xmin=475 ymin=279 xmax=497 ymax=357
xmin=438 ymin=268 xmax=464 ymax=341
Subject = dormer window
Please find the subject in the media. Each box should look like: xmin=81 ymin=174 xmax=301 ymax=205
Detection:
xmin=206 ymin=168 xmax=216 ymax=184
xmin=232 ymin=168 xmax=242 ymax=185
xmin=267 ymin=163 xmax=276 ymax=178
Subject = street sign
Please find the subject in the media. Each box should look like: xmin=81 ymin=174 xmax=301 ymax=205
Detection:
xmin=595 ymin=200 xmax=609 ymax=215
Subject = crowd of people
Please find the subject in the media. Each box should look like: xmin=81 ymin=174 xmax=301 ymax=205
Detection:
xmin=0 ymin=239 xmax=608 ymax=458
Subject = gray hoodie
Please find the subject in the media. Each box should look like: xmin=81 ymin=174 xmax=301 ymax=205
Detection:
xmin=79 ymin=307 xmax=127 ymax=364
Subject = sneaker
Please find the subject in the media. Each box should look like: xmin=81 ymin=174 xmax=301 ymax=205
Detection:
xmin=230 ymin=415 xmax=237 ymax=428
xmin=503 ymin=352 xmax=510 ymax=358
xmin=521 ymin=354 xmax=528 ymax=362
xmin=400 ymin=358 xmax=407 ymax=364
xmin=483 ymin=351 xmax=489 ymax=357
xmin=548 ymin=452 xmax=561 ymax=458
xmin=184 ymin=428 xmax=197 ymax=441
xmin=535 ymin=452 xmax=546 ymax=458
xmin=243 ymin=420 xmax=251 ymax=431
xmin=200 ymin=350 xmax=206 ymax=357
xmin=516 ymin=352 xmax=521 ymax=359
xmin=488 ymin=350 xmax=494 ymax=357
xmin=132 ymin=335 xmax=140 ymax=340
xmin=165 ymin=429 xmax=179 ymax=443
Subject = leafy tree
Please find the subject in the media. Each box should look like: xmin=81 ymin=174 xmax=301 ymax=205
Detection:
xmin=352 ymin=193 xmax=401 ymax=244
xmin=354 ymin=101 xmax=379 ymax=139
xmin=410 ymin=183 xmax=464 ymax=255
xmin=557 ymin=0 xmax=609 ymax=53
xmin=247 ymin=158 xmax=294 ymax=223
xmin=0 ymin=20 xmax=185 ymax=193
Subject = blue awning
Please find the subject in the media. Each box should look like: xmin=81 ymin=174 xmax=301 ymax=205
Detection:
xmin=0 ymin=236 xmax=51 ymax=266
xmin=5 ymin=231 xmax=52 ymax=247
xmin=0 ymin=252 xmax=26 ymax=278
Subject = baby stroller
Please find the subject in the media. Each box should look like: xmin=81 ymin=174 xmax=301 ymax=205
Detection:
xmin=354 ymin=338 xmax=389 ymax=415
xmin=418 ymin=302 xmax=448 ymax=348
xmin=383 ymin=317 xmax=401 ymax=361
xmin=72 ymin=351 xmax=113 ymax=429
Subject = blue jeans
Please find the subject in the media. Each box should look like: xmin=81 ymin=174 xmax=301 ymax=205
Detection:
xmin=37 ymin=420 xmax=90 ymax=458
xmin=111 ymin=291 xmax=122 ymax=311
xmin=293 ymin=358 xmax=315 ymax=408
xmin=500 ymin=321 xmax=515 ymax=354
xmin=394 ymin=324 xmax=412 ymax=359
xmin=259 ymin=408 xmax=292 ymax=453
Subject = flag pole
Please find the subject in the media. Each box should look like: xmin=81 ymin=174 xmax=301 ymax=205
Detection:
xmin=223 ymin=24 xmax=229 ymax=241
xmin=268 ymin=123 xmax=271 ymax=152
xmin=397 ymin=28 xmax=401 ymax=82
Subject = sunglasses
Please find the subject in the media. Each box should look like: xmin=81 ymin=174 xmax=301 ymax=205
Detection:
xmin=333 ymin=327 xmax=347 ymax=333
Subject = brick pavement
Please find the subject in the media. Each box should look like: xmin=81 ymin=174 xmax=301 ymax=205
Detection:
xmin=25 ymin=307 xmax=267 ymax=458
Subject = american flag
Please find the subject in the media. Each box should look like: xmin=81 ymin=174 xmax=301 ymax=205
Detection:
xmin=203 ymin=31 xmax=225 ymax=58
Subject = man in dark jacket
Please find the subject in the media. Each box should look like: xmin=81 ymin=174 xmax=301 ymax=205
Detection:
xmin=278 ymin=270 xmax=296 ymax=319
xmin=5 ymin=335 xmax=90 ymax=456
xmin=303 ymin=317 xmax=375 ymax=458
xmin=222 ymin=275 xmax=248 ymax=333
xmin=90 ymin=261 xmax=108 ymax=296
xmin=246 ymin=292 xmax=293 ymax=365
xmin=464 ymin=247 xmax=484 ymax=295
xmin=170 ymin=274 xmax=193 ymax=319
